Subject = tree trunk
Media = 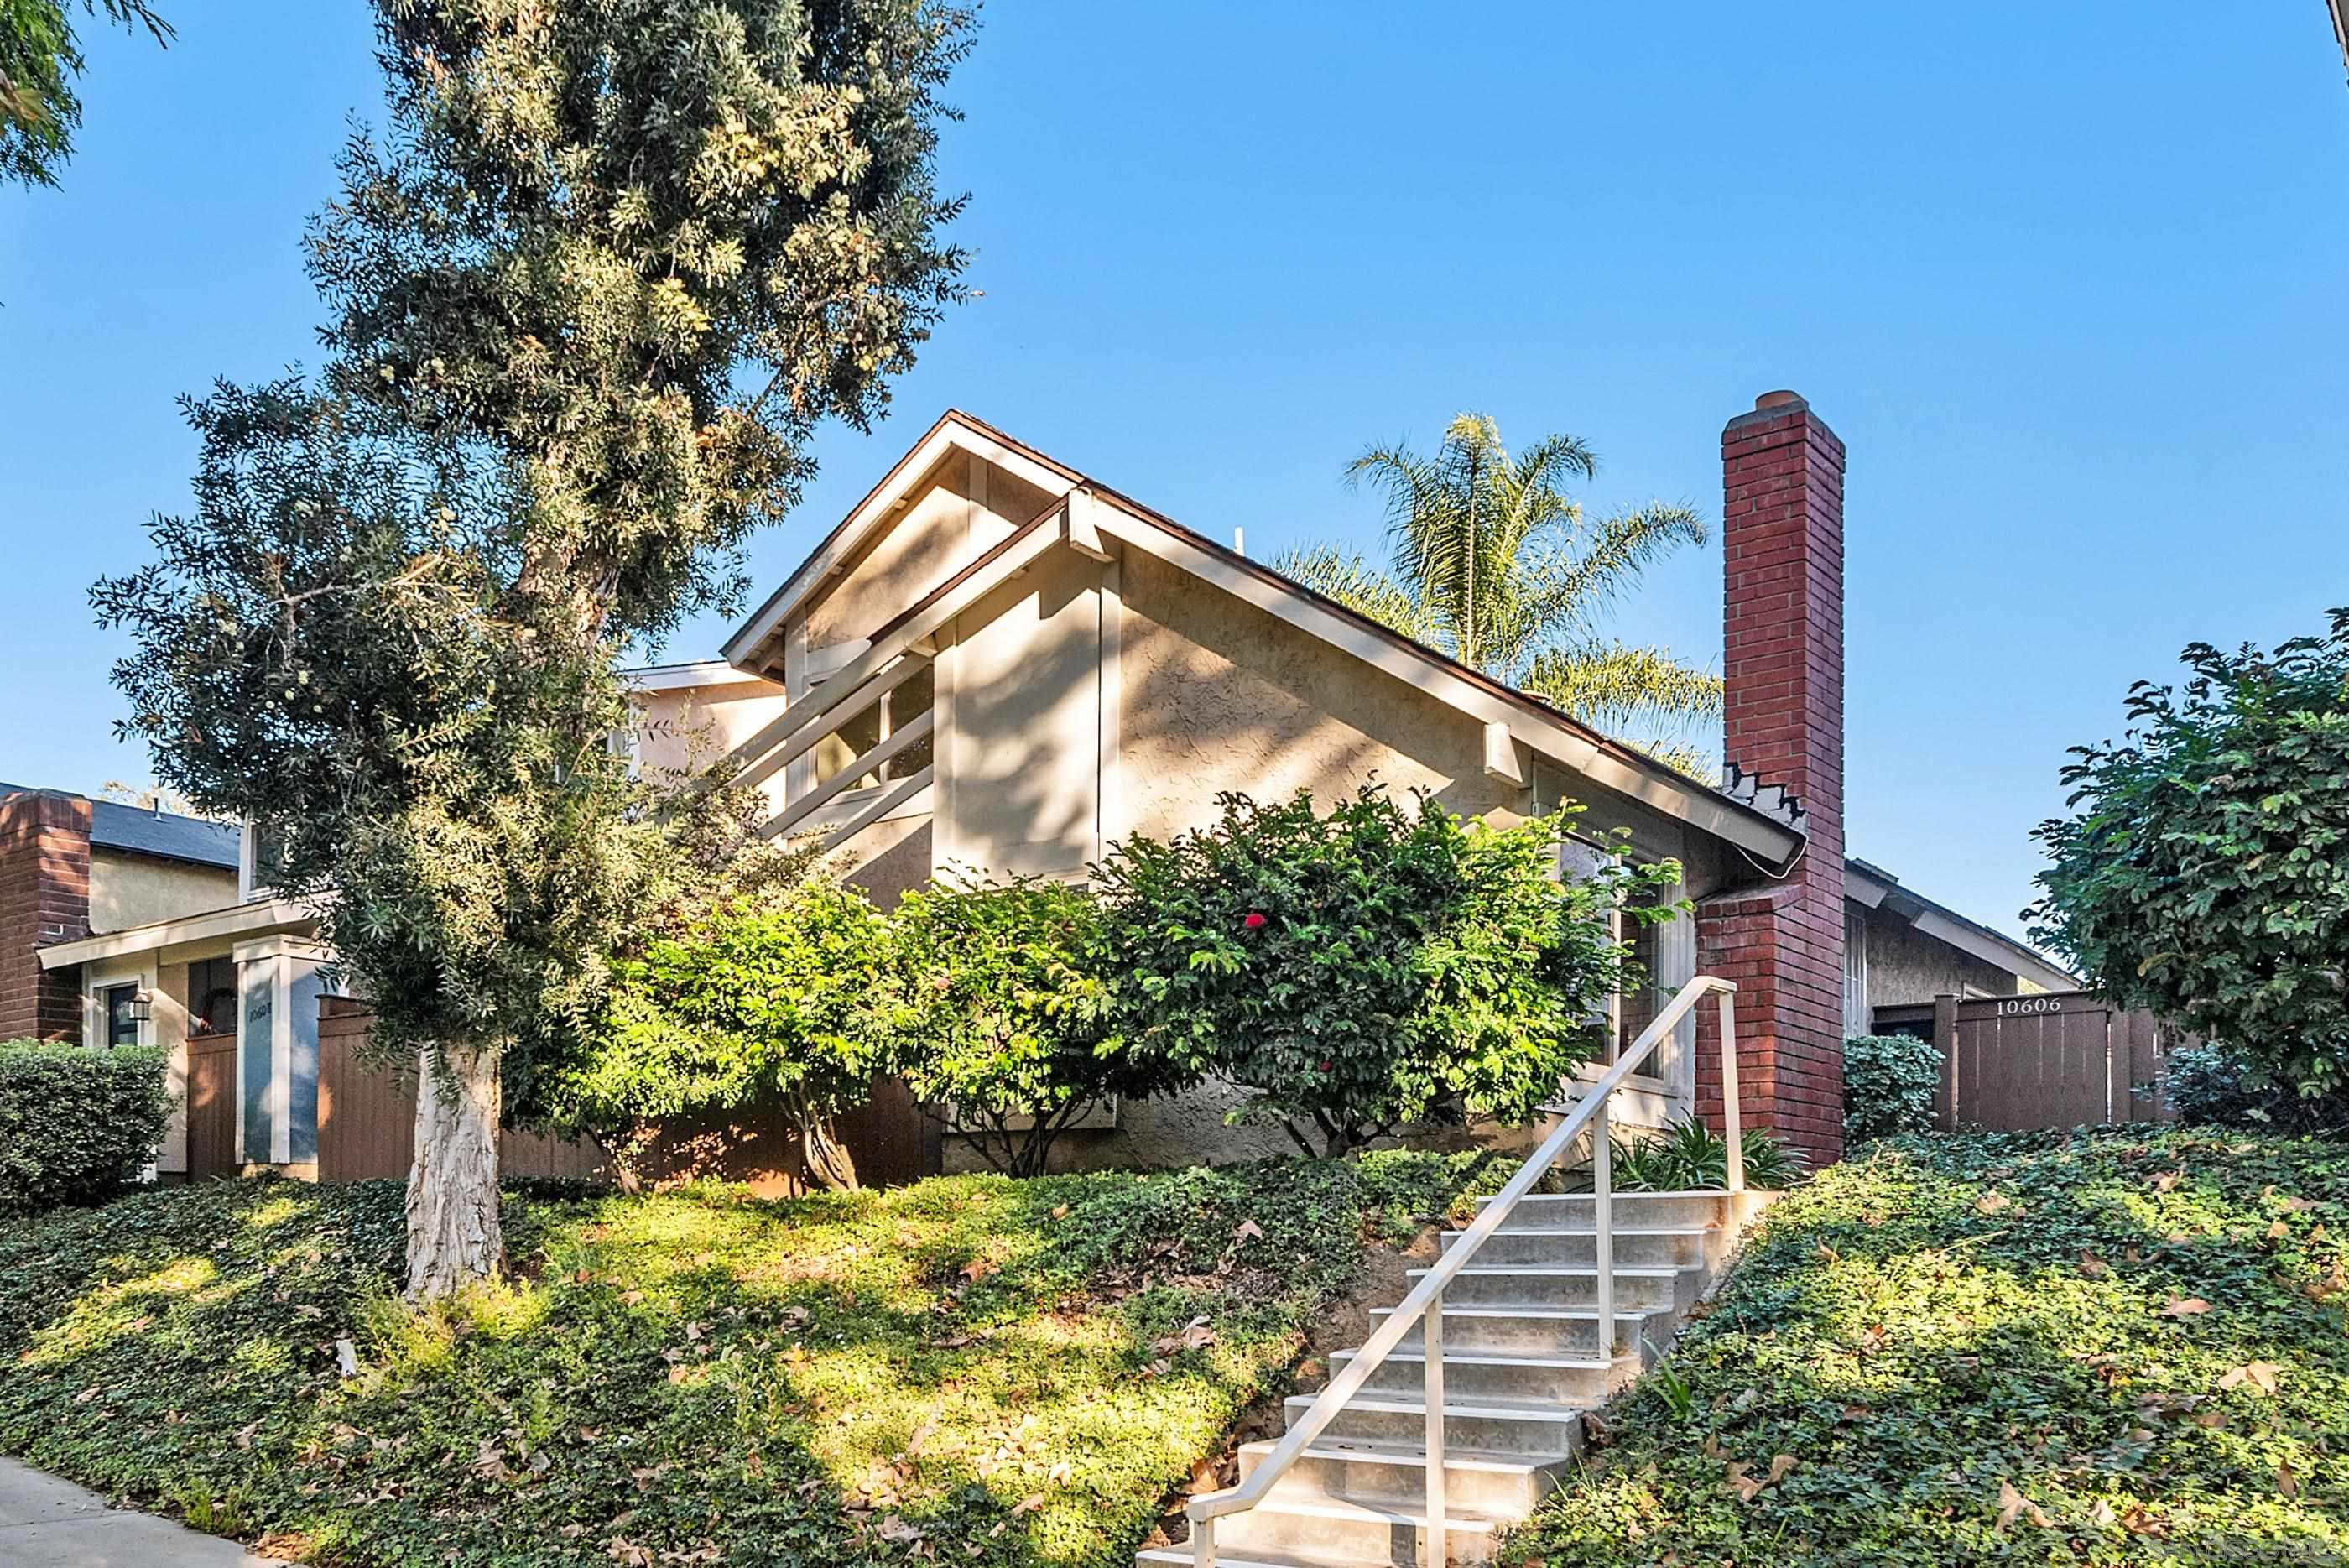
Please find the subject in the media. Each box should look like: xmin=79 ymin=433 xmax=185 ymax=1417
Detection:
xmin=793 ymin=1099 xmax=861 ymax=1192
xmin=405 ymin=1039 xmax=505 ymax=1299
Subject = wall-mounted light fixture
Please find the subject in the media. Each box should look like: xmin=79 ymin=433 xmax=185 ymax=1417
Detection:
xmin=128 ymin=991 xmax=154 ymax=1024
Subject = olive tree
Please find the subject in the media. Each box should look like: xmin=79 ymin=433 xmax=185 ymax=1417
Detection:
xmin=2031 ymin=610 xmax=2349 ymax=1100
xmin=95 ymin=0 xmax=972 ymax=1295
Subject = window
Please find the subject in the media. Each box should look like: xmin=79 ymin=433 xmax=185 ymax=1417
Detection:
xmin=101 ymin=984 xmax=140 ymax=1049
xmin=189 ymin=957 xmax=238 ymax=1037
xmin=813 ymin=662 xmax=935 ymax=789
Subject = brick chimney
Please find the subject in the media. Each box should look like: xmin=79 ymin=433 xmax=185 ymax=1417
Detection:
xmin=0 ymin=789 xmax=92 ymax=1042
xmin=1695 ymin=391 xmax=1847 ymax=1168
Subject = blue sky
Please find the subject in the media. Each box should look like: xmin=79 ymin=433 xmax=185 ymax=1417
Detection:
xmin=3 ymin=2 xmax=2346 ymax=938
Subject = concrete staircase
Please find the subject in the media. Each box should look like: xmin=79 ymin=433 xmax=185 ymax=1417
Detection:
xmin=1138 ymin=1189 xmax=1763 ymax=1568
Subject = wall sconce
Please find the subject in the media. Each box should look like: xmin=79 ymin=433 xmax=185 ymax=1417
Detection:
xmin=128 ymin=991 xmax=153 ymax=1024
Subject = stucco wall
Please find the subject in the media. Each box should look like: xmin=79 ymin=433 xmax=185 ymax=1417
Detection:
xmin=1116 ymin=551 xmax=1536 ymax=841
xmin=808 ymin=460 xmax=983 ymax=651
xmin=1857 ymin=904 xmax=2021 ymax=1014
xmin=634 ymin=674 xmax=793 ymax=817
xmin=940 ymin=545 xmax=1103 ymax=878
xmin=86 ymin=850 xmax=236 ymax=935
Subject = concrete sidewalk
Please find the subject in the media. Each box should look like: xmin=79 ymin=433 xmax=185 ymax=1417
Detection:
xmin=0 ymin=1456 xmax=273 ymax=1565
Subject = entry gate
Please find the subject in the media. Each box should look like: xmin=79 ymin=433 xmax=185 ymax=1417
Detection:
xmin=1873 ymin=991 xmax=2187 ymax=1132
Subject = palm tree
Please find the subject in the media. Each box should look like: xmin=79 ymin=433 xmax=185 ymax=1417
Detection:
xmin=1273 ymin=413 xmax=1721 ymax=774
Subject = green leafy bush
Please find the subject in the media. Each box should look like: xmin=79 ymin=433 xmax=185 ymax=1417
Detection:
xmin=1609 ymin=1116 xmax=1803 ymax=1192
xmin=549 ymin=882 xmax=891 ymax=1190
xmin=883 ymin=877 xmax=1196 ymax=1176
xmin=1842 ymin=1032 xmax=1941 ymax=1142
xmin=1097 ymin=784 xmax=1679 ymax=1156
xmin=2032 ymin=609 xmax=2349 ymax=1099
xmin=0 ymin=1041 xmax=173 ymax=1216
xmin=1506 ymin=1128 xmax=2349 ymax=1565
xmin=2165 ymin=1039 xmax=2349 ymax=1133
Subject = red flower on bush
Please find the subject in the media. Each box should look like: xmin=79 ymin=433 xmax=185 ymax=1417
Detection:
xmin=1242 ymin=911 xmax=1268 ymax=930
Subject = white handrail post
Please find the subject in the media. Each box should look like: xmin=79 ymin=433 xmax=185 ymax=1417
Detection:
xmin=1423 ymin=1294 xmax=1445 ymax=1568
xmin=1193 ymin=1514 xmax=1216 ymax=1568
xmin=1591 ymin=1097 xmax=1613 ymax=1361
xmin=1717 ymin=987 xmax=1744 ymax=1196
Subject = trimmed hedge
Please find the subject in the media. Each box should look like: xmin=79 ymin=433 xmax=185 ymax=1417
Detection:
xmin=1842 ymin=1032 xmax=1940 ymax=1142
xmin=0 ymin=1041 xmax=173 ymax=1216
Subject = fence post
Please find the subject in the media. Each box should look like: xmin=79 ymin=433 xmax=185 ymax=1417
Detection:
xmin=1193 ymin=1515 xmax=1215 ymax=1568
xmin=1932 ymin=993 xmax=1960 ymax=1130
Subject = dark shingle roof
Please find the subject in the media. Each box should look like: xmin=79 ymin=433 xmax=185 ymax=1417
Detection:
xmin=0 ymin=783 xmax=240 ymax=870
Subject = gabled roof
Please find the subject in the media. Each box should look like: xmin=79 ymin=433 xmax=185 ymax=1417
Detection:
xmin=0 ymin=783 xmax=240 ymax=871
xmin=722 ymin=411 xmax=1809 ymax=867
xmin=1846 ymin=857 xmax=2076 ymax=992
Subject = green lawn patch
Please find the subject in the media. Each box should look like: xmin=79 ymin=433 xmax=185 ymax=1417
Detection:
xmin=0 ymin=1151 xmax=1490 ymax=1566
xmin=1509 ymin=1128 xmax=2349 ymax=1565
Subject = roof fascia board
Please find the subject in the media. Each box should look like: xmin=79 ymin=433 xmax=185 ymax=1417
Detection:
xmin=37 ymin=899 xmax=316 ymax=970
xmin=1085 ymin=492 xmax=1802 ymax=862
xmin=721 ymin=414 xmax=1079 ymax=670
xmin=1908 ymin=908 xmax=2078 ymax=992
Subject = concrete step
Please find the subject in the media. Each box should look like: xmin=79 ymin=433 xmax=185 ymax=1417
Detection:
xmin=1285 ymin=1393 xmax=1586 ymax=1459
xmin=1476 ymin=1190 xmax=1732 ymax=1229
xmin=1332 ymin=1347 xmax=1639 ymax=1408
xmin=1370 ymin=1304 xmax=1667 ymax=1358
xmin=1211 ymin=1492 xmax=1505 ymax=1565
xmin=1405 ymin=1263 xmax=1690 ymax=1314
xmin=1436 ymin=1223 xmax=1714 ymax=1269
xmin=1238 ymin=1438 xmax=1569 ymax=1519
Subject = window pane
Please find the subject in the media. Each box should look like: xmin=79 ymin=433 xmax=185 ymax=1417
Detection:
xmin=814 ymin=700 xmax=883 ymax=789
xmin=190 ymin=957 xmax=237 ymax=1036
xmin=104 ymin=986 xmax=138 ymax=1048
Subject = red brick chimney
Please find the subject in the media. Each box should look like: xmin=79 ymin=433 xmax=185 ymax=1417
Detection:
xmin=1695 ymin=391 xmax=1847 ymax=1168
xmin=0 ymin=789 xmax=92 ymax=1042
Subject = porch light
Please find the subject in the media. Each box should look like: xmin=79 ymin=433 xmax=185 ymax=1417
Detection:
xmin=128 ymin=991 xmax=153 ymax=1024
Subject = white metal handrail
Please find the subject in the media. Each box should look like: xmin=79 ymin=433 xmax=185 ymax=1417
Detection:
xmin=1186 ymin=974 xmax=1742 ymax=1568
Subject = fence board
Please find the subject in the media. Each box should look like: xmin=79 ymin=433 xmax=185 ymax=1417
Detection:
xmin=1897 ymin=991 xmax=2193 ymax=1133
xmin=185 ymin=1033 xmax=239 ymax=1180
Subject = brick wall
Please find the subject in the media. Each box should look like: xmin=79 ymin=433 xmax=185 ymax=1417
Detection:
xmin=0 ymin=790 xmax=93 ymax=1041
xmin=1695 ymin=392 xmax=1847 ymax=1168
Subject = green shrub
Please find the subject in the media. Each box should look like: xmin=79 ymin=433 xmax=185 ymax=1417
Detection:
xmin=2032 ymin=609 xmax=2349 ymax=1097
xmin=1097 ymin=784 xmax=1679 ymax=1156
xmin=0 ymin=1041 xmax=173 ymax=1216
xmin=549 ymin=882 xmax=891 ymax=1190
xmin=1609 ymin=1116 xmax=1804 ymax=1191
xmin=2165 ymin=1039 xmax=2349 ymax=1133
xmin=1842 ymin=1031 xmax=1941 ymax=1141
xmin=883 ymin=877 xmax=1196 ymax=1176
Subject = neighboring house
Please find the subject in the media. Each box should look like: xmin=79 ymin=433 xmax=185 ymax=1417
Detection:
xmin=30 ymin=805 xmax=325 ymax=1180
xmin=628 ymin=390 xmax=2067 ymax=1171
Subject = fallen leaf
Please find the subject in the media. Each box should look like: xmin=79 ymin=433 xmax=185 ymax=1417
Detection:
xmin=2152 ymin=1169 xmax=2183 ymax=1192
xmin=1150 ymin=1315 xmax=1216 ymax=1356
xmin=1975 ymin=1191 xmax=2011 ymax=1214
xmin=2076 ymin=1250 xmax=2108 ymax=1278
xmin=2159 ymin=1295 xmax=2211 ymax=1318
xmin=1996 ymin=1479 xmax=2052 ymax=1529
xmin=2279 ymin=1462 xmax=2299 ymax=1497
xmin=961 ymin=1258 xmax=997 ymax=1284
xmin=1232 ymin=1219 xmax=1265 ymax=1242
xmin=2220 ymin=1362 xmax=2281 ymax=1396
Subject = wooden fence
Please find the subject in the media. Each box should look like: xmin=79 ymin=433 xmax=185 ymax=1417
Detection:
xmin=185 ymin=1031 xmax=240 ymax=1180
xmin=315 ymin=998 xmax=940 ymax=1193
xmin=1873 ymin=990 xmax=2190 ymax=1132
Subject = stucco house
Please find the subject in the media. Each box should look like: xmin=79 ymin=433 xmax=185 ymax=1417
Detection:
xmin=628 ymin=390 xmax=2070 ymax=1171
xmin=24 ymin=388 xmax=2070 ymax=1184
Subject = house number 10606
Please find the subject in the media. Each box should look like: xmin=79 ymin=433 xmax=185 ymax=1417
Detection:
xmin=1994 ymin=997 xmax=2064 ymax=1016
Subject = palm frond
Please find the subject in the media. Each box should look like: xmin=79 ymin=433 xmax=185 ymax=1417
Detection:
xmin=1522 ymin=641 xmax=1723 ymax=736
xmin=1267 ymin=543 xmax=1436 ymax=645
xmin=1524 ymin=503 xmax=1708 ymax=646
